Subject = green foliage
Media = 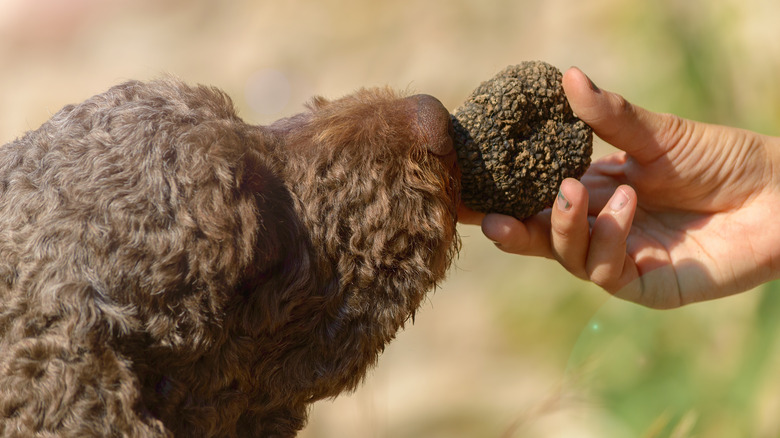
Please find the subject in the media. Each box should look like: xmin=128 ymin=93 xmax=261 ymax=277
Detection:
xmin=560 ymin=282 xmax=780 ymax=437
xmin=608 ymin=0 xmax=780 ymax=134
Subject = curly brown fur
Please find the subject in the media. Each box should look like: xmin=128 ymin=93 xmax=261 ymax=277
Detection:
xmin=0 ymin=79 xmax=460 ymax=437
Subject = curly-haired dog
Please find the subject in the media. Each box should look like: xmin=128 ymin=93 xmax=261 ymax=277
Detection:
xmin=0 ymin=79 xmax=460 ymax=437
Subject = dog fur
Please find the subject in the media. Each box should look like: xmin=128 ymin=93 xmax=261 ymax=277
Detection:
xmin=0 ymin=79 xmax=460 ymax=437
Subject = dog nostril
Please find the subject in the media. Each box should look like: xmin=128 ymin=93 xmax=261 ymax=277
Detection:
xmin=407 ymin=94 xmax=454 ymax=156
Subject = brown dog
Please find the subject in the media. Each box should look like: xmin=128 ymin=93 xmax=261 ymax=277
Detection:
xmin=0 ymin=79 xmax=460 ymax=437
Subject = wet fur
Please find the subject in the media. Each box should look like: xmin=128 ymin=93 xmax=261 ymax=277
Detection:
xmin=0 ymin=79 xmax=459 ymax=437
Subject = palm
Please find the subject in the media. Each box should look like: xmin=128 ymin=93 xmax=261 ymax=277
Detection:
xmin=582 ymin=122 xmax=780 ymax=307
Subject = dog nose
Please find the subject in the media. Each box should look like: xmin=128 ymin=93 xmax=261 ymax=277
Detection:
xmin=407 ymin=94 xmax=454 ymax=157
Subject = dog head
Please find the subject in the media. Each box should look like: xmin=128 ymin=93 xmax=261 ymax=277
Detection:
xmin=265 ymin=87 xmax=461 ymax=393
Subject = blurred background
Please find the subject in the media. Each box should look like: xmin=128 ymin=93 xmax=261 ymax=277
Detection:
xmin=2 ymin=0 xmax=780 ymax=436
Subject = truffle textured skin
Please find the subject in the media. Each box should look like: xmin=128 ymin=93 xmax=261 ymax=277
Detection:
xmin=452 ymin=61 xmax=593 ymax=219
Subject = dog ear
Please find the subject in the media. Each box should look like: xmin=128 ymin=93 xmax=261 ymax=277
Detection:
xmin=231 ymin=148 xmax=323 ymax=335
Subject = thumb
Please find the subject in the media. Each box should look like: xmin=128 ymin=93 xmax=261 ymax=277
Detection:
xmin=562 ymin=67 xmax=676 ymax=164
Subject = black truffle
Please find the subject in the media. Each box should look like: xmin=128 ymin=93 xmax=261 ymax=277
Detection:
xmin=452 ymin=61 xmax=593 ymax=219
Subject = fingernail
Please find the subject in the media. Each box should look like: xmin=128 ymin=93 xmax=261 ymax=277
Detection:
xmin=609 ymin=188 xmax=629 ymax=211
xmin=587 ymin=75 xmax=601 ymax=93
xmin=557 ymin=189 xmax=572 ymax=211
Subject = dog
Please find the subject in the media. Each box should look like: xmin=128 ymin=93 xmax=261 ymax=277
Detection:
xmin=0 ymin=78 xmax=460 ymax=437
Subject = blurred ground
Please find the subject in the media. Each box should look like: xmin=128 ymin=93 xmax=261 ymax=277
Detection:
xmin=2 ymin=0 xmax=780 ymax=436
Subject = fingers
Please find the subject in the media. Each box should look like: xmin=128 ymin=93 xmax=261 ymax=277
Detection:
xmin=549 ymin=179 xmax=640 ymax=293
xmin=585 ymin=185 xmax=639 ymax=292
xmin=562 ymin=67 xmax=676 ymax=164
xmin=475 ymin=182 xmax=641 ymax=296
xmin=481 ymin=211 xmax=553 ymax=258
xmin=550 ymin=178 xmax=590 ymax=278
xmin=459 ymin=201 xmax=552 ymax=258
xmin=475 ymin=179 xmax=640 ymax=293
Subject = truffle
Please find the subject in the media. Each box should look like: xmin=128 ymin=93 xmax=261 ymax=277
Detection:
xmin=452 ymin=61 xmax=593 ymax=219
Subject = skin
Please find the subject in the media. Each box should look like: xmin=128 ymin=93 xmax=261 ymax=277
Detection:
xmin=458 ymin=67 xmax=780 ymax=309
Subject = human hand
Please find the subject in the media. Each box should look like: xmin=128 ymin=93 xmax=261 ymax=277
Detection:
xmin=461 ymin=67 xmax=780 ymax=308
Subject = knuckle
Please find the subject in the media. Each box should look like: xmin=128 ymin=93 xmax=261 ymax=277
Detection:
xmin=612 ymin=93 xmax=633 ymax=118
xmin=551 ymin=249 xmax=586 ymax=279
xmin=493 ymin=238 xmax=527 ymax=255
xmin=551 ymin=224 xmax=574 ymax=240
xmin=588 ymin=264 xmax=620 ymax=291
xmin=568 ymin=266 xmax=590 ymax=281
xmin=656 ymin=112 xmax=689 ymax=146
xmin=589 ymin=273 xmax=614 ymax=290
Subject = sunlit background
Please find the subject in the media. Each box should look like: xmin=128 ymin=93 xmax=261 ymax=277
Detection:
xmin=3 ymin=1 xmax=780 ymax=436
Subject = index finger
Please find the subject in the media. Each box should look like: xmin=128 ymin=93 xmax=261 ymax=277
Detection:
xmin=481 ymin=211 xmax=553 ymax=258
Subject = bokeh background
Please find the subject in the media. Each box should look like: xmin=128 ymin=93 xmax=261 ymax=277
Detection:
xmin=2 ymin=0 xmax=780 ymax=436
